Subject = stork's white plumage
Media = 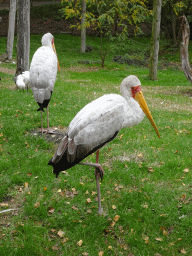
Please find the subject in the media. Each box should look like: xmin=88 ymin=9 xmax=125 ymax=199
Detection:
xmin=30 ymin=33 xmax=59 ymax=134
xmin=15 ymin=71 xmax=30 ymax=90
xmin=48 ymin=75 xmax=160 ymax=214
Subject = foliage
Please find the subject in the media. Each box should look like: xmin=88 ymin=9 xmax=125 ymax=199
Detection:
xmin=61 ymin=0 xmax=152 ymax=67
xmin=160 ymin=0 xmax=192 ymax=42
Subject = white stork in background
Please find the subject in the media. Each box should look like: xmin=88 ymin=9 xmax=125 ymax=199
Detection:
xmin=48 ymin=75 xmax=160 ymax=215
xmin=30 ymin=33 xmax=60 ymax=134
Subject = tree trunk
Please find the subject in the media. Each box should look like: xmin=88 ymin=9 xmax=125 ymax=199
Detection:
xmin=16 ymin=0 xmax=30 ymax=76
xmin=81 ymin=0 xmax=86 ymax=53
xmin=180 ymin=15 xmax=192 ymax=84
xmin=171 ymin=11 xmax=177 ymax=45
xmin=149 ymin=0 xmax=162 ymax=80
xmin=6 ymin=0 xmax=17 ymax=61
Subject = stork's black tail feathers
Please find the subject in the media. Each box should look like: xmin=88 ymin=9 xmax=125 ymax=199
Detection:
xmin=37 ymin=105 xmax=45 ymax=112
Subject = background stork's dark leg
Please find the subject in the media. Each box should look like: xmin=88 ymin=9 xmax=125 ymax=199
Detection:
xmin=41 ymin=110 xmax=43 ymax=135
xmin=47 ymin=105 xmax=49 ymax=132
xmin=78 ymin=150 xmax=103 ymax=215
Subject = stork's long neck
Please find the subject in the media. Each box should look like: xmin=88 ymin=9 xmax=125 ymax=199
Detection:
xmin=120 ymin=82 xmax=145 ymax=128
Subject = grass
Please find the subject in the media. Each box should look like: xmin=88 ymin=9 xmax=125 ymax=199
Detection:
xmin=0 ymin=33 xmax=192 ymax=256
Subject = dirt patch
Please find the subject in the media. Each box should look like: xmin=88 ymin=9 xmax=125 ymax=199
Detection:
xmin=30 ymin=127 xmax=67 ymax=145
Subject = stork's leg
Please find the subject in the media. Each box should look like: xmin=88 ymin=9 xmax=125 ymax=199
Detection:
xmin=47 ymin=105 xmax=49 ymax=133
xmin=41 ymin=110 xmax=43 ymax=135
xmin=95 ymin=150 xmax=103 ymax=215
xmin=78 ymin=150 xmax=103 ymax=215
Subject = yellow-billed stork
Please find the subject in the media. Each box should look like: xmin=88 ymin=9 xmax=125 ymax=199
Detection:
xmin=48 ymin=75 xmax=160 ymax=214
xmin=30 ymin=33 xmax=60 ymax=134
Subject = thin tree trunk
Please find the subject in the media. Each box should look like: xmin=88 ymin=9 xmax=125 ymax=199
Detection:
xmin=180 ymin=15 xmax=192 ymax=83
xmin=81 ymin=0 xmax=86 ymax=53
xmin=6 ymin=0 xmax=17 ymax=61
xmin=16 ymin=0 xmax=30 ymax=75
xmin=149 ymin=0 xmax=162 ymax=80
xmin=171 ymin=11 xmax=177 ymax=45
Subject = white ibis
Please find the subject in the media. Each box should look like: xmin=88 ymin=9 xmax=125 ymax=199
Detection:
xmin=15 ymin=71 xmax=30 ymax=91
xmin=48 ymin=75 xmax=160 ymax=214
xmin=30 ymin=33 xmax=60 ymax=134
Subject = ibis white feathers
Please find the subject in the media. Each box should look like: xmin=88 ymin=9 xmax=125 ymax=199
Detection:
xmin=29 ymin=33 xmax=59 ymax=134
xmin=48 ymin=75 xmax=160 ymax=214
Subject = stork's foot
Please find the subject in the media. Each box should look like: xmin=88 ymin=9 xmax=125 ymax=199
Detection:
xmin=95 ymin=165 xmax=104 ymax=181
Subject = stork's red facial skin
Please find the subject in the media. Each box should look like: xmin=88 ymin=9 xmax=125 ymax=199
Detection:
xmin=131 ymin=86 xmax=141 ymax=98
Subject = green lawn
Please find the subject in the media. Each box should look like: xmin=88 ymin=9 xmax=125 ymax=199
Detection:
xmin=0 ymin=33 xmax=192 ymax=256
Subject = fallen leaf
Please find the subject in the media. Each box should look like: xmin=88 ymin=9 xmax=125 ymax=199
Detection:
xmin=27 ymin=173 xmax=32 ymax=176
xmin=61 ymin=238 xmax=68 ymax=244
xmin=72 ymin=206 xmax=78 ymax=210
xmin=183 ymin=168 xmax=189 ymax=173
xmin=34 ymin=202 xmax=40 ymax=208
xmin=181 ymin=248 xmax=186 ymax=254
xmin=86 ymin=198 xmax=92 ymax=204
xmin=57 ymin=189 xmax=62 ymax=193
xmin=113 ymin=215 xmax=120 ymax=222
xmin=123 ymin=245 xmax=128 ymax=251
xmin=155 ymin=237 xmax=163 ymax=242
xmin=48 ymin=207 xmax=55 ymax=214
xmin=144 ymin=237 xmax=149 ymax=244
xmin=110 ymin=221 xmax=116 ymax=227
xmin=112 ymin=205 xmax=116 ymax=210
xmin=98 ymin=251 xmax=104 ymax=256
xmin=77 ymin=240 xmax=83 ymax=246
xmin=52 ymin=245 xmax=59 ymax=251
xmin=87 ymin=209 xmax=92 ymax=214
xmin=0 ymin=203 xmax=9 ymax=207
xmin=57 ymin=230 xmax=65 ymax=238
xmin=148 ymin=167 xmax=155 ymax=172
xmin=43 ymin=187 xmax=47 ymax=191
xmin=24 ymin=182 xmax=28 ymax=189
xmin=143 ymin=203 xmax=148 ymax=208
xmin=163 ymin=230 xmax=168 ymax=236
xmin=61 ymin=171 xmax=69 ymax=176
xmin=82 ymin=252 xmax=89 ymax=256
xmin=108 ymin=246 xmax=113 ymax=250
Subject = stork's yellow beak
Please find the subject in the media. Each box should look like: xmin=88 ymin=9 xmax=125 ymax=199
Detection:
xmin=52 ymin=43 xmax=60 ymax=72
xmin=135 ymin=91 xmax=160 ymax=138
